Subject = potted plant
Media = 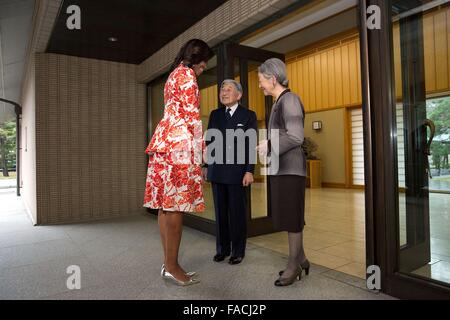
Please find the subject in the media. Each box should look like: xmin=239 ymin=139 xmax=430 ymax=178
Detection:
xmin=302 ymin=137 xmax=319 ymax=160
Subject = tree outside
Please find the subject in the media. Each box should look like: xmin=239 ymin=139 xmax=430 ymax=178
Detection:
xmin=427 ymin=98 xmax=450 ymax=176
xmin=0 ymin=121 xmax=16 ymax=177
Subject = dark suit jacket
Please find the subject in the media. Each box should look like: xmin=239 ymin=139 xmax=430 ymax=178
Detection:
xmin=205 ymin=105 xmax=258 ymax=185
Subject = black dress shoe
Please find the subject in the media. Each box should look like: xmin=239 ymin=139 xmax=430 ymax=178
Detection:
xmin=228 ymin=256 xmax=244 ymax=265
xmin=213 ymin=254 xmax=227 ymax=262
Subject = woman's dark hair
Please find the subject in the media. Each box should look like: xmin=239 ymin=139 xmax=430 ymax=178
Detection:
xmin=170 ymin=39 xmax=214 ymax=72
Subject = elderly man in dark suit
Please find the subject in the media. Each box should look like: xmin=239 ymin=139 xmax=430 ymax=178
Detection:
xmin=203 ymin=79 xmax=257 ymax=265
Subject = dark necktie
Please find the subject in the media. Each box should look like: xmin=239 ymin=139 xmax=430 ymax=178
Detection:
xmin=226 ymin=108 xmax=232 ymax=121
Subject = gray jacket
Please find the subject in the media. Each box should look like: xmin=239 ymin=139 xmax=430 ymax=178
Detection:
xmin=268 ymin=90 xmax=306 ymax=177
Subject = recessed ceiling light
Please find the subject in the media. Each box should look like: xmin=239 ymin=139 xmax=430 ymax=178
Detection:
xmin=108 ymin=37 xmax=118 ymax=42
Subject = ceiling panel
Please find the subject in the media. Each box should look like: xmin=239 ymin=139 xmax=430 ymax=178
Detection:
xmin=46 ymin=0 xmax=228 ymax=64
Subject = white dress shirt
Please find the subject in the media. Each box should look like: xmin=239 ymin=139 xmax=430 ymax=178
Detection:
xmin=225 ymin=103 xmax=239 ymax=117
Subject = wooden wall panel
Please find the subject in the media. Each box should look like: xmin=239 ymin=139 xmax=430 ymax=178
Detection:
xmin=393 ymin=24 xmax=403 ymax=99
xmin=341 ymin=44 xmax=351 ymax=107
xmin=200 ymin=85 xmax=218 ymax=117
xmin=447 ymin=11 xmax=450 ymax=88
xmin=302 ymin=59 xmax=310 ymax=111
xmin=393 ymin=7 xmax=450 ymax=99
xmin=308 ymin=57 xmax=316 ymax=112
xmin=248 ymin=70 xmax=266 ymax=120
xmin=314 ymin=54 xmax=322 ymax=110
xmin=424 ymin=13 xmax=437 ymax=93
xmin=196 ymin=7 xmax=450 ymax=121
xmin=327 ymin=50 xmax=336 ymax=109
xmin=321 ymin=52 xmax=329 ymax=109
xmin=284 ymin=37 xmax=362 ymax=112
xmin=348 ymin=41 xmax=359 ymax=105
xmin=434 ymin=11 xmax=448 ymax=91
xmin=198 ymin=37 xmax=365 ymax=114
xmin=334 ymin=47 xmax=344 ymax=108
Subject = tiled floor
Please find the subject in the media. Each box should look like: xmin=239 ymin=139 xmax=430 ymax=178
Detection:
xmin=249 ymin=188 xmax=450 ymax=284
xmin=413 ymin=261 xmax=450 ymax=284
xmin=400 ymin=192 xmax=450 ymax=284
xmin=197 ymin=182 xmax=269 ymax=221
xmin=0 ymin=188 xmax=393 ymax=300
xmin=249 ymin=188 xmax=366 ymax=279
xmin=1 ymin=184 xmax=447 ymax=298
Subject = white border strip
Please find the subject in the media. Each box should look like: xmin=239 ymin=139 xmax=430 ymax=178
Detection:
xmin=242 ymin=0 xmax=358 ymax=48
xmin=393 ymin=0 xmax=450 ymax=22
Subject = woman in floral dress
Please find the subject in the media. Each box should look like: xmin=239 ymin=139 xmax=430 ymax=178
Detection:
xmin=144 ymin=39 xmax=213 ymax=286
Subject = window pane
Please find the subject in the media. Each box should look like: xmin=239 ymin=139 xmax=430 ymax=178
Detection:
xmin=392 ymin=1 xmax=450 ymax=286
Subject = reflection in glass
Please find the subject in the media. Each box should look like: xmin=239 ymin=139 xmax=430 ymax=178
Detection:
xmin=392 ymin=1 xmax=450 ymax=286
xmin=247 ymin=60 xmax=269 ymax=219
xmin=149 ymin=78 xmax=165 ymax=135
xmin=198 ymin=56 xmax=218 ymax=221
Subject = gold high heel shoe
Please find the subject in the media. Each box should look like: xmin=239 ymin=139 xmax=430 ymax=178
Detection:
xmin=163 ymin=270 xmax=200 ymax=286
xmin=161 ymin=264 xmax=196 ymax=278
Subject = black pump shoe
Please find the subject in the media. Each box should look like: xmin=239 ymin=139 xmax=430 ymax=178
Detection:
xmin=279 ymin=259 xmax=310 ymax=276
xmin=274 ymin=267 xmax=303 ymax=287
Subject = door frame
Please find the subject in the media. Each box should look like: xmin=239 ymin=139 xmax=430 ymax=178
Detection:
xmin=359 ymin=0 xmax=450 ymax=299
xmin=222 ymin=42 xmax=285 ymax=237
xmin=397 ymin=11 xmax=431 ymax=273
xmin=181 ymin=42 xmax=285 ymax=237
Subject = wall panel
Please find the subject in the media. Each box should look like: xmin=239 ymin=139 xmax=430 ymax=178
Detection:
xmin=35 ymin=53 xmax=147 ymax=224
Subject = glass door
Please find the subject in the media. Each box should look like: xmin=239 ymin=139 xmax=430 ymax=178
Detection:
xmin=225 ymin=43 xmax=285 ymax=236
xmin=184 ymin=53 xmax=219 ymax=233
xmin=394 ymin=4 xmax=431 ymax=273
xmin=392 ymin=0 xmax=450 ymax=286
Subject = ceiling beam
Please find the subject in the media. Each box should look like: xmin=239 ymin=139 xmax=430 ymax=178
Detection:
xmin=20 ymin=0 xmax=62 ymax=106
xmin=137 ymin=0 xmax=298 ymax=83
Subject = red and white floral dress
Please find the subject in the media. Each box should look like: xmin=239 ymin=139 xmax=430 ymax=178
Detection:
xmin=143 ymin=63 xmax=205 ymax=213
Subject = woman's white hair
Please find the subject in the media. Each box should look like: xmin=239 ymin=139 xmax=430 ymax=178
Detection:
xmin=258 ymin=58 xmax=289 ymax=87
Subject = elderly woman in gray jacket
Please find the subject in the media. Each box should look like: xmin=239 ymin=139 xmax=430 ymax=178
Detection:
xmin=256 ymin=58 xmax=310 ymax=287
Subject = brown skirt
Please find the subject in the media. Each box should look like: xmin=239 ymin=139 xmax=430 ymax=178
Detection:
xmin=269 ymin=175 xmax=306 ymax=232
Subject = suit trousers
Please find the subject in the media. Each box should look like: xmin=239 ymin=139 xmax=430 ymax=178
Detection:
xmin=211 ymin=183 xmax=247 ymax=258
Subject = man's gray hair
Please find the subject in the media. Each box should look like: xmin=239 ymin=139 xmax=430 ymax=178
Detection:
xmin=221 ymin=79 xmax=243 ymax=94
xmin=258 ymin=58 xmax=289 ymax=87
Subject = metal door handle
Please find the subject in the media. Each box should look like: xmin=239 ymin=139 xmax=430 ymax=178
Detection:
xmin=423 ymin=119 xmax=436 ymax=179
